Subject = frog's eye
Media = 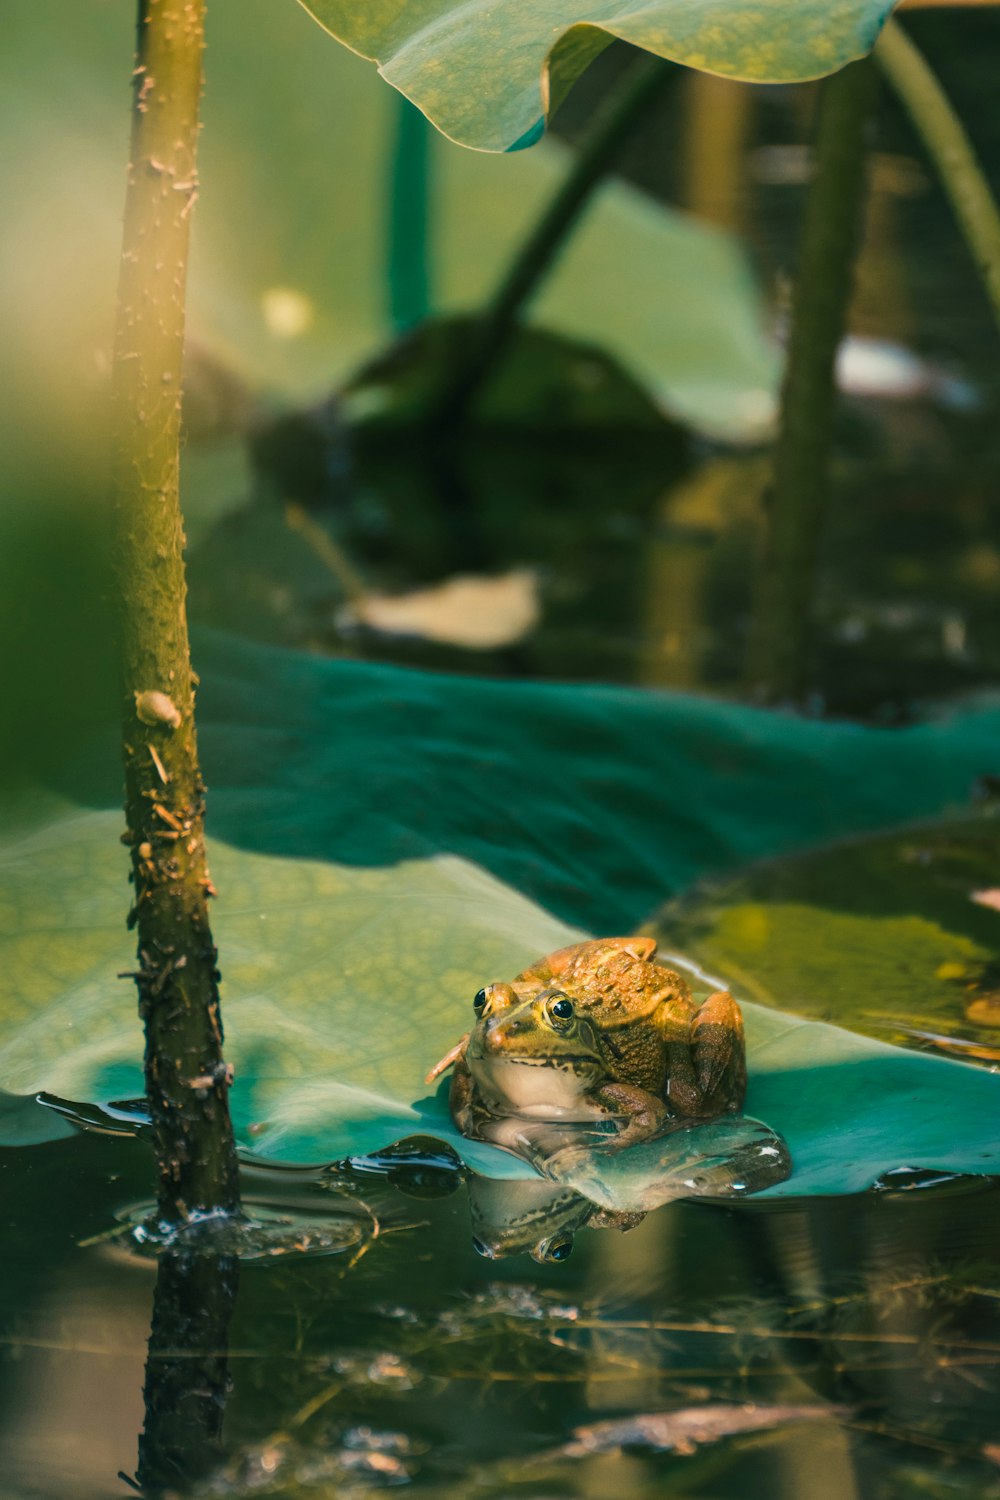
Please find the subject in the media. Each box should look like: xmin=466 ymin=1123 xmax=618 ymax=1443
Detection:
xmin=473 ymin=987 xmax=490 ymax=1015
xmin=546 ymin=994 xmax=574 ymax=1023
xmin=533 ymin=1235 xmax=574 ymax=1264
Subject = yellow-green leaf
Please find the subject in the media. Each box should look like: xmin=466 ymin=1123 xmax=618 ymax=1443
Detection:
xmin=298 ymin=0 xmax=898 ymax=151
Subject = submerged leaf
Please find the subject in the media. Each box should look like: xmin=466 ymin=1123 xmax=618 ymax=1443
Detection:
xmin=657 ymin=818 xmax=1000 ymax=1053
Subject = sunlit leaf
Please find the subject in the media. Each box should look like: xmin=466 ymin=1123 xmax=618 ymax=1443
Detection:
xmin=658 ymin=818 xmax=1000 ymax=1056
xmin=298 ymin=0 xmax=898 ymax=152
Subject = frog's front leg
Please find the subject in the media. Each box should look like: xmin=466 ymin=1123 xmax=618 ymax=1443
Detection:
xmin=588 ymin=1081 xmax=670 ymax=1148
xmin=536 ymin=1082 xmax=669 ymax=1192
xmin=425 ymin=1033 xmax=469 ymax=1085
xmin=690 ymin=990 xmax=746 ymax=1115
xmin=448 ymin=1055 xmax=478 ymax=1137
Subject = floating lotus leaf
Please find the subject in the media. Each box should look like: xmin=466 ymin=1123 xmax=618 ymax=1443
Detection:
xmin=298 ymin=0 xmax=898 ymax=151
xmin=7 ymin=637 xmax=1000 ymax=1193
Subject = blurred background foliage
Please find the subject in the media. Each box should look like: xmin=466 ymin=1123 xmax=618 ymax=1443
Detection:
xmin=2 ymin=2 xmax=1000 ymax=786
xmin=0 ymin=0 xmax=772 ymax=785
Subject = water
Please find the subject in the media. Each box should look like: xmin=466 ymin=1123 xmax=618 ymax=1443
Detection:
xmin=2 ymin=1127 xmax=998 ymax=1499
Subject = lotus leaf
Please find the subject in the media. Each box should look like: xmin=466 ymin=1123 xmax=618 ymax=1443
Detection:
xmin=2 ymin=804 xmax=999 ymax=1195
xmin=298 ymin=0 xmax=898 ymax=152
xmin=658 ymin=818 xmax=1000 ymax=1055
xmin=6 ymin=635 xmax=1000 ymax=1196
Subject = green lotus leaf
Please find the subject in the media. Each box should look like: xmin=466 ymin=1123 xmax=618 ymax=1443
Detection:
xmin=297 ymin=0 xmax=898 ymax=152
xmin=5 ymin=632 xmax=1000 ymax=1196
xmin=2 ymin=803 xmax=999 ymax=1195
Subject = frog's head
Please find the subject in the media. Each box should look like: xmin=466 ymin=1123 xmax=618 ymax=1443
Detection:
xmin=465 ymin=982 xmax=611 ymax=1118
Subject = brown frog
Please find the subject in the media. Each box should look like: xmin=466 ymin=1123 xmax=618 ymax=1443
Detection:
xmin=427 ymin=937 xmax=746 ymax=1149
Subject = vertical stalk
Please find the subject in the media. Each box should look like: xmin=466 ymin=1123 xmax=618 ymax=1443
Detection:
xmin=681 ymin=72 xmax=751 ymax=231
xmin=875 ymin=17 xmax=1000 ymax=333
xmin=430 ymin=53 xmax=668 ymax=428
xmin=137 ymin=1248 xmax=239 ymax=1494
xmin=111 ymin=0 xmax=239 ymax=1222
xmin=746 ymin=60 xmax=877 ymax=703
xmin=388 ymin=95 xmax=432 ymax=332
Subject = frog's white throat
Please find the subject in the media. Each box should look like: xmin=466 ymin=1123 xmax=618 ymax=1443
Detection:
xmin=469 ymin=1053 xmax=605 ymax=1120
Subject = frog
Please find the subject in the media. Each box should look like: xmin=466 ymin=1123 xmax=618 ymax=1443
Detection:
xmin=426 ymin=936 xmax=746 ymax=1151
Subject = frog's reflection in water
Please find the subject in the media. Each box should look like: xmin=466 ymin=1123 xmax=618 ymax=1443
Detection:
xmin=463 ymin=1107 xmax=791 ymax=1263
xmin=465 ymin=1109 xmax=792 ymax=1220
xmin=467 ymin=1174 xmax=644 ymax=1264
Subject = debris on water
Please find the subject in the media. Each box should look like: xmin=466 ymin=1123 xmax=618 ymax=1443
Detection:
xmin=338 ymin=1426 xmax=416 ymax=1483
xmin=559 ymin=1401 xmax=846 ymax=1457
xmin=336 ymin=567 xmax=541 ymax=650
xmin=472 ymin=1283 xmax=579 ymax=1323
xmin=329 ymin=1350 xmax=420 ymax=1391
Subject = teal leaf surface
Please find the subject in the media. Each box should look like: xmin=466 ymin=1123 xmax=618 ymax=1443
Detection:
xmin=5 ymin=635 xmax=1000 ymax=1194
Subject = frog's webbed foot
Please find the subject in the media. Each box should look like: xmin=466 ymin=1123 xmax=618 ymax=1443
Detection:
xmin=691 ymin=990 xmax=747 ymax=1114
xmin=590 ymin=1081 xmax=670 ymax=1149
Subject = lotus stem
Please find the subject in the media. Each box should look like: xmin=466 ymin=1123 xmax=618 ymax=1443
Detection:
xmin=875 ymin=16 xmax=1000 ymax=333
xmin=110 ymin=0 xmax=240 ymax=1222
xmin=430 ymin=51 xmax=669 ymax=428
xmin=746 ymin=59 xmax=877 ymax=703
xmin=137 ymin=1248 xmax=238 ymax=1493
xmin=388 ymin=94 xmax=433 ymax=331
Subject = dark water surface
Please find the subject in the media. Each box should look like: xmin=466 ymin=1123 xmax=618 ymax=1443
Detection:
xmin=2 ymin=1125 xmax=999 ymax=1499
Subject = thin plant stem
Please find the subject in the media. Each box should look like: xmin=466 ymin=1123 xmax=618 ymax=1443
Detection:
xmin=875 ymin=16 xmax=1000 ymax=333
xmin=430 ymin=52 xmax=669 ymax=428
xmin=746 ymin=60 xmax=877 ymax=703
xmin=388 ymin=95 xmax=432 ymax=332
xmin=681 ymin=72 xmax=751 ymax=231
xmin=110 ymin=0 xmax=240 ymax=1222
